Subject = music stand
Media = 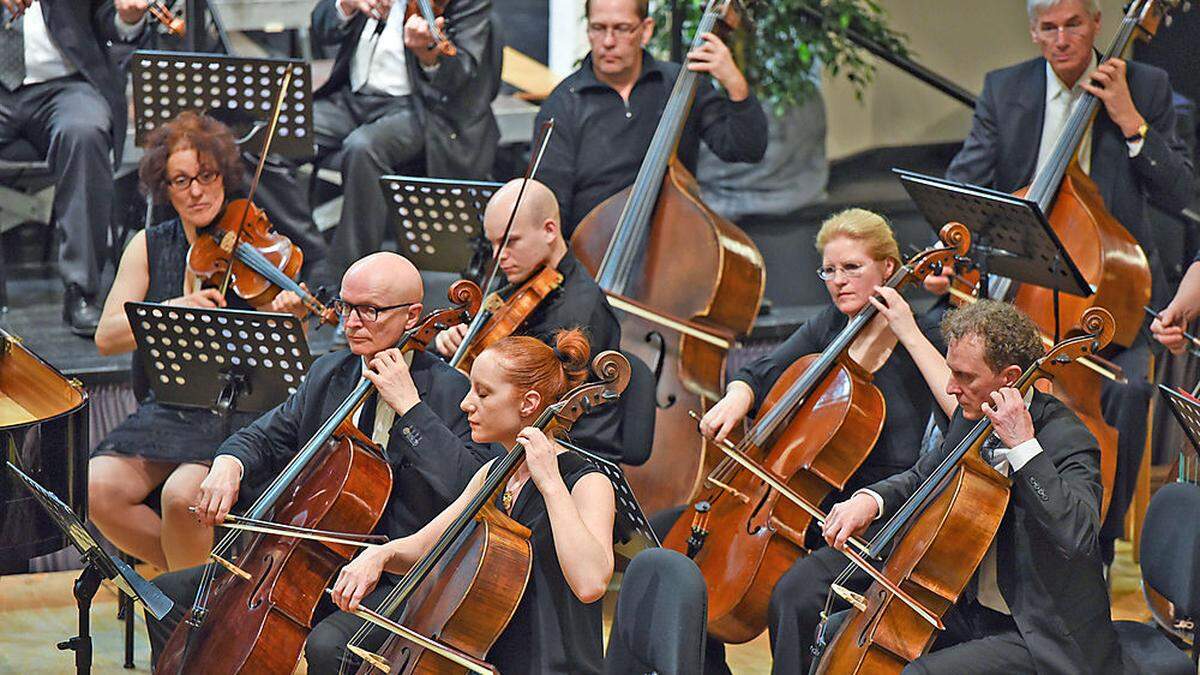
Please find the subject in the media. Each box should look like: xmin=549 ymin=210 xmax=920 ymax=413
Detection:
xmin=561 ymin=442 xmax=660 ymax=562
xmin=124 ymin=303 xmax=313 ymax=430
xmin=1160 ymin=385 xmax=1200 ymax=465
xmin=129 ymin=50 xmax=314 ymax=158
xmin=894 ymin=169 xmax=1092 ymax=299
xmin=380 ymin=176 xmax=502 ymax=275
xmin=5 ymin=460 xmax=172 ymax=675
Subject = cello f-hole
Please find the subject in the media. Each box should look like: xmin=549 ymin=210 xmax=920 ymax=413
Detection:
xmin=856 ymin=589 xmax=887 ymax=648
xmin=644 ymin=331 xmax=677 ymax=409
xmin=247 ymin=554 xmax=276 ymax=610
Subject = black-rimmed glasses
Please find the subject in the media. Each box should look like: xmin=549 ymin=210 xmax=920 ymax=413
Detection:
xmin=331 ymin=299 xmax=415 ymax=323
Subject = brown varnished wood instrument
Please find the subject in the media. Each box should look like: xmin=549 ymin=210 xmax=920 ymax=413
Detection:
xmin=450 ymin=266 xmax=564 ymax=374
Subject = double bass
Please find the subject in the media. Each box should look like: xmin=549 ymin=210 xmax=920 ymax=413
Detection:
xmin=155 ymin=282 xmax=482 ymax=675
xmin=340 ymin=352 xmax=631 ymax=674
xmin=663 ymin=225 xmax=968 ymax=644
xmin=571 ymin=0 xmax=765 ymax=515
xmin=815 ymin=308 xmax=1115 ymax=674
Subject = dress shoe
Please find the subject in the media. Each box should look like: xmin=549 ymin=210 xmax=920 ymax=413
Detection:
xmin=63 ymin=284 xmax=101 ymax=337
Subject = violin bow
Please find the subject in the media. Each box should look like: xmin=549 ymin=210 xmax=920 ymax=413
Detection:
xmin=215 ymin=66 xmax=295 ymax=297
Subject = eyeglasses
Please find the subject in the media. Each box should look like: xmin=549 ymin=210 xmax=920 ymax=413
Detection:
xmin=816 ymin=263 xmax=868 ymax=281
xmin=167 ymin=170 xmax=220 ymax=192
xmin=331 ymin=299 xmax=415 ymax=323
xmin=586 ymin=22 xmax=642 ymax=40
xmin=1034 ymin=22 xmax=1090 ymax=41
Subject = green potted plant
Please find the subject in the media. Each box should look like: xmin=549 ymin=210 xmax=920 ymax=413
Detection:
xmin=651 ymin=0 xmax=910 ymax=219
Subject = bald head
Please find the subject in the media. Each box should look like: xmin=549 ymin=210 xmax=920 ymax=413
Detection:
xmin=342 ymin=252 xmax=424 ymax=305
xmin=481 ymin=179 xmax=569 ymax=283
xmin=484 ymin=179 xmax=561 ymax=240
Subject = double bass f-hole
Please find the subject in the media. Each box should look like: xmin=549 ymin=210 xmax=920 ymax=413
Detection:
xmin=644 ymin=331 xmax=677 ymax=409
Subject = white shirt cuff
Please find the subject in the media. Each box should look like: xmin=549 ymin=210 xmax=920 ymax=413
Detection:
xmin=114 ymin=12 xmax=146 ymax=40
xmin=335 ymin=0 xmax=354 ymax=22
xmin=420 ymin=61 xmax=441 ymax=75
xmin=1127 ymin=138 xmax=1145 ymax=157
xmin=854 ymin=489 xmax=885 ymax=521
xmin=1007 ymin=437 xmax=1044 ymax=473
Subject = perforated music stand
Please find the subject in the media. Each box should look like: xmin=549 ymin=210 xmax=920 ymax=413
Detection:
xmin=124 ymin=302 xmax=312 ymax=422
xmin=5 ymin=459 xmax=173 ymax=674
xmin=561 ymin=441 xmax=660 ymax=562
xmin=380 ymin=176 xmax=502 ymax=275
xmin=894 ymin=168 xmax=1092 ymax=298
xmin=129 ymin=50 xmax=314 ymax=158
xmin=1160 ymin=385 xmax=1200 ymax=464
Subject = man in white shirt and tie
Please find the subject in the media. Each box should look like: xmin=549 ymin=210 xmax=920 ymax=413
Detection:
xmin=288 ymin=0 xmax=502 ymax=288
xmin=0 ymin=0 xmax=149 ymax=335
xmin=820 ymin=300 xmax=1129 ymax=674
xmin=923 ymin=0 xmax=1195 ymax=571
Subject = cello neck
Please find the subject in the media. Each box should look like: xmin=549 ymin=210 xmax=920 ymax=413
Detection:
xmin=1025 ymin=1 xmax=1150 ymax=211
xmin=595 ymin=0 xmax=731 ymax=295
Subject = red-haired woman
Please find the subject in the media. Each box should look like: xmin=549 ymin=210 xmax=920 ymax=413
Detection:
xmin=88 ymin=112 xmax=306 ymax=571
xmin=327 ymin=329 xmax=615 ymax=674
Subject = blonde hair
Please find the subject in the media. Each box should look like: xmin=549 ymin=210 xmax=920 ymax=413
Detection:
xmin=815 ymin=208 xmax=901 ymax=265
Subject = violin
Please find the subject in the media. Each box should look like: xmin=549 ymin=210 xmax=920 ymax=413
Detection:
xmin=407 ymin=0 xmax=456 ymax=56
xmin=570 ymin=0 xmax=765 ymax=516
xmin=450 ymin=265 xmax=564 ymax=373
xmin=662 ymin=224 xmax=969 ymax=644
xmin=340 ymin=352 xmax=631 ymax=675
xmin=154 ymin=281 xmax=484 ymax=675
xmin=814 ymin=308 xmax=1116 ymax=674
xmin=187 ymin=198 xmax=338 ymax=325
xmin=147 ymin=1 xmax=185 ymax=37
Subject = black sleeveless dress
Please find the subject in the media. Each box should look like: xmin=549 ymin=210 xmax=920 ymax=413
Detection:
xmin=92 ymin=219 xmax=260 ymax=464
xmin=485 ymin=451 xmax=607 ymax=674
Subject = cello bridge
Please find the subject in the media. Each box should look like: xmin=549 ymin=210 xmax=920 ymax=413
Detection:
xmin=704 ymin=477 xmax=750 ymax=504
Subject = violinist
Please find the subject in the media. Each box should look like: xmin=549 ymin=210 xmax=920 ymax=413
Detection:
xmin=143 ymin=251 xmax=499 ymax=671
xmin=88 ymin=112 xmax=308 ymax=572
xmin=260 ymin=0 xmax=502 ymax=286
xmin=535 ymin=0 xmax=768 ymax=236
xmin=821 ymin=300 xmax=1128 ymax=674
xmin=1151 ymin=250 xmax=1200 ymax=354
xmin=331 ymin=329 xmax=615 ymax=673
xmin=925 ymin=0 xmax=1195 ymax=563
xmin=687 ymin=208 xmax=954 ymax=673
xmin=433 ymin=178 xmax=623 ymax=455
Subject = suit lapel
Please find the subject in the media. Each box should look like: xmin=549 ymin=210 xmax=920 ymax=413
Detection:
xmin=1011 ymin=59 xmax=1048 ymax=187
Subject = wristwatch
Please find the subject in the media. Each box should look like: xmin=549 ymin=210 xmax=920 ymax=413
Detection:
xmin=1125 ymin=122 xmax=1149 ymax=143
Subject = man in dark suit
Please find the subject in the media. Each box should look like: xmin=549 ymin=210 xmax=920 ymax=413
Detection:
xmin=927 ymin=0 xmax=1195 ymax=564
xmin=0 ymin=0 xmax=148 ymax=334
xmin=143 ymin=252 xmax=501 ymax=672
xmin=822 ymin=300 xmax=1126 ymax=674
xmin=280 ymin=0 xmax=502 ymax=288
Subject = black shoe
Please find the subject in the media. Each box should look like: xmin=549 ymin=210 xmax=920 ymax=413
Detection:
xmin=63 ymin=284 xmax=101 ymax=337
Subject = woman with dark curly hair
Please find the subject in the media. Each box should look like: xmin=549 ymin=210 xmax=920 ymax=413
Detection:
xmin=89 ymin=111 xmax=307 ymax=571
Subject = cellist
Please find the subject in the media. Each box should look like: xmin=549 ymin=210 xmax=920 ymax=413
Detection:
xmin=143 ymin=252 xmax=500 ymax=672
xmin=820 ymin=300 xmax=1128 ymax=674
xmin=433 ymin=178 xmax=624 ymax=456
xmin=331 ymin=329 xmax=616 ymax=673
xmin=534 ymin=0 xmax=768 ymax=236
xmin=683 ymin=209 xmax=956 ymax=673
xmin=924 ymin=0 xmax=1194 ymax=564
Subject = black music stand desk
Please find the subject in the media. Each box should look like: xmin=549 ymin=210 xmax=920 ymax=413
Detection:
xmin=5 ymin=461 xmax=172 ymax=675
xmin=1160 ymin=385 xmax=1200 ymax=465
xmin=380 ymin=176 xmax=502 ymax=276
xmin=895 ymin=168 xmax=1092 ymax=299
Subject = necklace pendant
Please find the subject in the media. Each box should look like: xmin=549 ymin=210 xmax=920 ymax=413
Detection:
xmin=502 ymin=490 xmax=513 ymax=511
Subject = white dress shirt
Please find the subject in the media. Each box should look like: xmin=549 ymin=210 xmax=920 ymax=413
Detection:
xmin=22 ymin=1 xmax=145 ymax=86
xmin=1035 ymin=53 xmax=1144 ymax=178
xmin=336 ymin=3 xmax=413 ymax=96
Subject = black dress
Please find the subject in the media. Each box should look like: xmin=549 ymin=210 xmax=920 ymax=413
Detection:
xmin=485 ymin=452 xmax=606 ymax=674
xmin=92 ymin=218 xmax=258 ymax=464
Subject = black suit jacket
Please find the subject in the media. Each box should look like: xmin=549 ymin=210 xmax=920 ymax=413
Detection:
xmin=310 ymin=0 xmax=502 ymax=179
xmin=38 ymin=1 xmax=138 ymax=165
xmin=218 ymin=349 xmax=501 ymax=539
xmin=868 ymin=391 xmax=1126 ymax=674
xmin=946 ymin=56 xmax=1194 ymax=305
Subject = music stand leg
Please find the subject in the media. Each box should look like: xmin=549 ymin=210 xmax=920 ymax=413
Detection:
xmin=57 ymin=559 xmax=104 ymax=675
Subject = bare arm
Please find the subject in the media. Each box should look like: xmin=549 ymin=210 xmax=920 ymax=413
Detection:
xmin=95 ymin=231 xmax=150 ymax=355
xmin=870 ymin=287 xmax=955 ymax=417
xmin=544 ymin=472 xmax=615 ymax=603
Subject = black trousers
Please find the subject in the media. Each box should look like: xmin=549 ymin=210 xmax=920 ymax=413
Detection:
xmin=255 ymin=85 xmax=422 ymax=283
xmin=1099 ymin=339 xmax=1155 ymax=562
xmin=146 ymin=564 xmax=399 ymax=674
xmin=0 ymin=74 xmax=112 ymax=296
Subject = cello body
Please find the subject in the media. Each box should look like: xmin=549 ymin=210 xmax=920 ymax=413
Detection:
xmin=662 ymin=353 xmax=884 ymax=643
xmin=573 ymin=158 xmax=764 ymax=514
xmin=156 ymin=427 xmax=392 ymax=674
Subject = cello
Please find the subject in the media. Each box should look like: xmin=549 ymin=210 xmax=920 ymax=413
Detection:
xmin=339 ymin=352 xmax=631 ymax=674
xmin=154 ymin=281 xmax=482 ymax=675
xmin=814 ymin=308 xmax=1115 ymax=674
xmin=571 ymin=0 xmax=765 ymax=515
xmin=662 ymin=224 xmax=969 ymax=644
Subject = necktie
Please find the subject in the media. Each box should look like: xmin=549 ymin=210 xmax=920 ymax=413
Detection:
xmin=0 ymin=9 xmax=25 ymax=92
